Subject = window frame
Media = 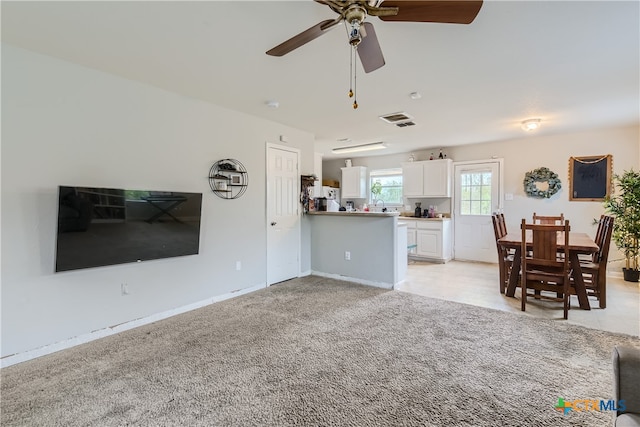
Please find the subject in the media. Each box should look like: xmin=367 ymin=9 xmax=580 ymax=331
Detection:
xmin=459 ymin=169 xmax=493 ymax=216
xmin=369 ymin=168 xmax=403 ymax=207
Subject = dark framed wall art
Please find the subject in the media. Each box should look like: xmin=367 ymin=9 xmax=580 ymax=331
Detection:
xmin=568 ymin=154 xmax=613 ymax=201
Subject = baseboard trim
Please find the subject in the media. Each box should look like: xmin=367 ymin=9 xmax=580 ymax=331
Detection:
xmin=1 ymin=283 xmax=266 ymax=368
xmin=310 ymin=270 xmax=393 ymax=290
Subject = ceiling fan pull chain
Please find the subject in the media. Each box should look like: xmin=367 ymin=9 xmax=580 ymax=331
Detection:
xmin=348 ymin=45 xmax=354 ymax=99
xmin=352 ymin=46 xmax=358 ymax=109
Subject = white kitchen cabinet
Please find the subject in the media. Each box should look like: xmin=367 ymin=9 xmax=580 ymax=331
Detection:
xmin=401 ymin=163 xmax=424 ymax=197
xmin=403 ymin=220 xmax=417 ymax=255
xmin=416 ymin=229 xmax=440 ymax=258
xmin=411 ymin=219 xmax=452 ymax=262
xmin=401 ymin=159 xmax=452 ymax=197
xmin=423 ymin=159 xmax=452 ymax=197
xmin=341 ymin=166 xmax=367 ymax=199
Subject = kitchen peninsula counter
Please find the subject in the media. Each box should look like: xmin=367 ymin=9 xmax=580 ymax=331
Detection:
xmin=307 ymin=211 xmax=406 ymax=289
xmin=307 ymin=211 xmax=399 ymax=217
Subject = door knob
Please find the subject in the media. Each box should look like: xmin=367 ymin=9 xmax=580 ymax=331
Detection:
xmin=271 ymin=222 xmax=277 ymax=226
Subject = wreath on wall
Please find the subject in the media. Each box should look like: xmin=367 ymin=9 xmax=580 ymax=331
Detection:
xmin=523 ymin=167 xmax=562 ymax=199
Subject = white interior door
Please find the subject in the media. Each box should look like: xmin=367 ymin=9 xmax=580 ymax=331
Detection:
xmin=453 ymin=160 xmax=502 ymax=263
xmin=266 ymin=145 xmax=300 ymax=285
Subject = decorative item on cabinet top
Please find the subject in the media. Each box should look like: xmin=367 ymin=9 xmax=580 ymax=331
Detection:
xmin=208 ymin=159 xmax=248 ymax=199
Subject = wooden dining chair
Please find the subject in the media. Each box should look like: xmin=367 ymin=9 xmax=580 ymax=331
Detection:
xmin=497 ymin=212 xmax=507 ymax=236
xmin=579 ymin=215 xmax=606 ymax=262
xmin=492 ymin=213 xmax=514 ymax=294
xmin=520 ymin=219 xmax=571 ymax=319
xmin=532 ymin=212 xmax=565 ymax=225
xmin=575 ymin=215 xmax=614 ymax=308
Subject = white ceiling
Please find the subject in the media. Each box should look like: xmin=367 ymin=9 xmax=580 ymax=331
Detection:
xmin=2 ymin=1 xmax=639 ymax=159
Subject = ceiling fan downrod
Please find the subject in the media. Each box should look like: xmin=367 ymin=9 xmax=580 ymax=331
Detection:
xmin=345 ymin=11 xmax=364 ymax=109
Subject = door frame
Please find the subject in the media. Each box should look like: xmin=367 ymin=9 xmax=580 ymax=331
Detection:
xmin=452 ymin=158 xmax=504 ymax=261
xmin=265 ymin=142 xmax=301 ymax=286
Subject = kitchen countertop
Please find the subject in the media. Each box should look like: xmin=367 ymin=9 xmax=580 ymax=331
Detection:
xmin=399 ymin=215 xmax=451 ymax=221
xmin=306 ymin=211 xmax=399 ymax=217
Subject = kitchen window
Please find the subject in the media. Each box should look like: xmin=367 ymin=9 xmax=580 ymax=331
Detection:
xmin=369 ymin=168 xmax=403 ymax=207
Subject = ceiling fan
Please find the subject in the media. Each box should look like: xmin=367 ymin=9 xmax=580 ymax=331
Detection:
xmin=266 ymin=0 xmax=484 ymax=74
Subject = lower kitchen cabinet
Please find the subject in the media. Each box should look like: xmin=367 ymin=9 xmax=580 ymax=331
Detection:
xmin=412 ymin=219 xmax=452 ymax=262
xmin=404 ymin=220 xmax=417 ymax=255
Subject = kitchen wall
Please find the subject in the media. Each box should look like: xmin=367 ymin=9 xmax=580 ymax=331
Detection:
xmin=1 ymin=45 xmax=316 ymax=360
xmin=324 ymin=124 xmax=640 ymax=270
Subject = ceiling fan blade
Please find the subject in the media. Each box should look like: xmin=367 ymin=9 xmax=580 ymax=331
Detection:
xmin=358 ymin=22 xmax=385 ymax=73
xmin=266 ymin=18 xmax=341 ymax=57
xmin=378 ymin=1 xmax=483 ymax=24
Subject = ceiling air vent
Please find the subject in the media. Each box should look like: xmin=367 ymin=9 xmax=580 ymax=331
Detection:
xmin=379 ymin=112 xmax=413 ymax=124
xmin=395 ymin=121 xmax=415 ymax=128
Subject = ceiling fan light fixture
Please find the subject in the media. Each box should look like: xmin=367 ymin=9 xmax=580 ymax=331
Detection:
xmin=332 ymin=141 xmax=386 ymax=154
xmin=521 ymin=118 xmax=541 ymax=131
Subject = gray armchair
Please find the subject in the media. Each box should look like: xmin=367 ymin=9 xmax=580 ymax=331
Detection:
xmin=613 ymin=346 xmax=640 ymax=426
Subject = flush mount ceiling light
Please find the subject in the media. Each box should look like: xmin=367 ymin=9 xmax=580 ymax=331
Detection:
xmin=265 ymin=100 xmax=279 ymax=109
xmin=521 ymin=118 xmax=541 ymax=131
xmin=332 ymin=141 xmax=386 ymax=154
xmin=409 ymin=92 xmax=422 ymax=100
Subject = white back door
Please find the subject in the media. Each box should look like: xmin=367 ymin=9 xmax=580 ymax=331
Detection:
xmin=453 ymin=160 xmax=502 ymax=263
xmin=266 ymin=145 xmax=300 ymax=285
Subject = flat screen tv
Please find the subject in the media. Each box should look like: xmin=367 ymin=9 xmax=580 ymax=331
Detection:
xmin=55 ymin=186 xmax=203 ymax=272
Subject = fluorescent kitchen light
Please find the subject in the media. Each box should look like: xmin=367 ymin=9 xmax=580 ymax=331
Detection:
xmin=332 ymin=141 xmax=386 ymax=154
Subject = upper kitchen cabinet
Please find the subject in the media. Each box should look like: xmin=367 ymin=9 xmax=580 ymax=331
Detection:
xmin=402 ymin=162 xmax=424 ymax=197
xmin=341 ymin=166 xmax=367 ymax=199
xmin=402 ymin=159 xmax=452 ymax=197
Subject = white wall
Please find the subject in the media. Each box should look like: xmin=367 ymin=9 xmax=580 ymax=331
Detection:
xmin=447 ymin=126 xmax=639 ymax=271
xmin=1 ymin=45 xmax=315 ymax=358
xmin=324 ymin=125 xmax=640 ymax=270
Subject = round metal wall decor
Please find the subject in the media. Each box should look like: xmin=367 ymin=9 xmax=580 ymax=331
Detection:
xmin=208 ymin=159 xmax=248 ymax=199
xmin=523 ymin=167 xmax=561 ymax=199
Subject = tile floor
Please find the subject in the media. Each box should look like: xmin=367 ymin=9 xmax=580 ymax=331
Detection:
xmin=396 ymin=260 xmax=640 ymax=337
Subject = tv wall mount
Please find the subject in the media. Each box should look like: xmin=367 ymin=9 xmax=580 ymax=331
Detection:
xmin=209 ymin=159 xmax=248 ymax=199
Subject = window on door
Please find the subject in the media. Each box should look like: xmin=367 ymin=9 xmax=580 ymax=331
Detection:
xmin=460 ymin=171 xmax=493 ymax=215
xmin=369 ymin=168 xmax=403 ymax=206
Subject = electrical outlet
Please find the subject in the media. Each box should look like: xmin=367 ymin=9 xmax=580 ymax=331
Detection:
xmin=121 ymin=283 xmax=130 ymax=296
xmin=345 ymin=251 xmax=351 ymax=261
xmin=236 ymin=261 xmax=241 ymax=271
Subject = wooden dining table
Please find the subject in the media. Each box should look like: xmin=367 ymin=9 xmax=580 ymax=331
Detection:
xmin=497 ymin=231 xmax=599 ymax=310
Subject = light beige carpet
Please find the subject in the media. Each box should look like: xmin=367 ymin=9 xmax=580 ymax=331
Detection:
xmin=2 ymin=276 xmax=639 ymax=426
